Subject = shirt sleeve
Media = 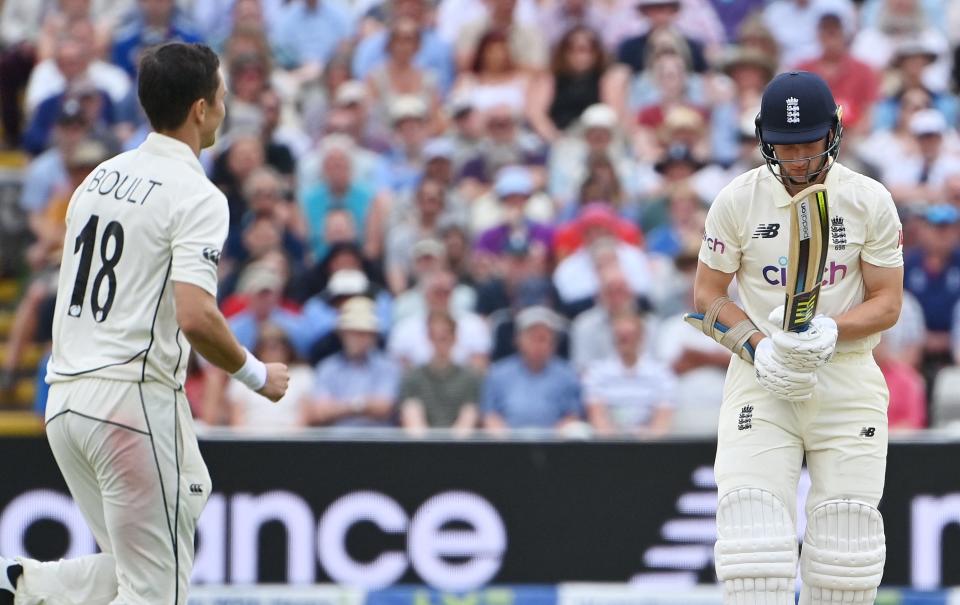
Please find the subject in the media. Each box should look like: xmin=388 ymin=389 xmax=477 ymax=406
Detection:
xmin=699 ymin=186 xmax=742 ymax=273
xmin=313 ymin=360 xmax=334 ymax=399
xmin=372 ymin=357 xmax=400 ymax=401
xmin=559 ymin=365 xmax=584 ymax=418
xmin=169 ymin=190 xmax=229 ymax=296
xmin=481 ymin=369 xmax=503 ymax=416
xmin=464 ymin=371 xmax=481 ymax=405
xmin=861 ymin=188 xmax=904 ymax=268
xmin=655 ymin=363 xmax=678 ymax=409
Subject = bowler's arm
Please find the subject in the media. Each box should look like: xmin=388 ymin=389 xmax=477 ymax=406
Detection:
xmin=832 ymin=261 xmax=903 ymax=341
xmin=693 ymin=261 xmax=765 ymax=350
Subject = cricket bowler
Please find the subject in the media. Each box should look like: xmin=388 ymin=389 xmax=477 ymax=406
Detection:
xmin=691 ymin=71 xmax=904 ymax=604
xmin=0 ymin=43 xmax=289 ymax=604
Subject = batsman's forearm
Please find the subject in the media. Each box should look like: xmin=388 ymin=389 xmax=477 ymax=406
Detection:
xmin=694 ymin=288 xmax=766 ymax=350
xmin=834 ymin=294 xmax=901 ymax=342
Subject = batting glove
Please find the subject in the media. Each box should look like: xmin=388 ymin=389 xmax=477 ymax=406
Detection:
xmin=766 ymin=306 xmax=838 ymax=372
xmin=754 ymin=337 xmax=818 ymax=401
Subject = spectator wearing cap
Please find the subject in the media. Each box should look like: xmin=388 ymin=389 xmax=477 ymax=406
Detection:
xmin=904 ymin=204 xmax=960 ymax=364
xmin=300 ymin=268 xmax=393 ymax=365
xmin=352 ymin=0 xmax=455 ymax=94
xmin=111 ymin=0 xmax=202 ymax=77
xmin=459 ymin=105 xmax=547 ymax=197
xmin=305 ymin=297 xmax=400 ymax=427
xmin=392 ymin=239 xmax=477 ymax=323
xmin=549 ymin=104 xmax=651 ymax=210
xmin=399 ymin=311 xmax=482 ymax=435
xmin=873 ymin=38 xmax=958 ymax=131
xmin=382 ymin=95 xmax=431 ymax=195
xmin=884 ymin=109 xmax=960 ymax=205
xmin=455 ymin=0 xmax=549 ymax=72
xmin=22 ymin=77 xmax=116 ymax=156
xmin=552 ymin=204 xmax=654 ymax=308
xmin=227 ymin=261 xmax=309 ymax=357
xmin=570 ymin=265 xmax=651 ymax=372
xmin=271 ymin=0 xmax=353 ymax=74
xmin=474 ymin=166 xmax=554 ymax=260
xmin=389 ymin=270 xmax=491 ymax=371
xmin=583 ymin=312 xmax=675 ymax=437
xmin=301 ymin=135 xmax=387 ymax=263
xmin=527 ymin=26 xmax=627 ymax=143
xmin=617 ymin=0 xmax=708 ymax=75
xmin=482 ymin=306 xmax=582 ymax=432
xmin=365 ymin=18 xmax=444 ymax=137
xmin=796 ymin=1 xmax=880 ymax=133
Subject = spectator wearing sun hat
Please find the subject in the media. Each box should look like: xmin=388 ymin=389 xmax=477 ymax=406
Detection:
xmin=884 ymin=109 xmax=960 ymax=205
xmin=305 ymin=296 xmax=400 ymax=428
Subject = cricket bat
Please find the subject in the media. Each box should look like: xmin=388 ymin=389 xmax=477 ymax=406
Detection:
xmin=782 ymin=183 xmax=830 ymax=333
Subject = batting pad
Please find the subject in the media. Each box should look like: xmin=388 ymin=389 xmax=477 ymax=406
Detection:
xmin=715 ymin=488 xmax=798 ymax=605
xmin=799 ymin=500 xmax=886 ymax=604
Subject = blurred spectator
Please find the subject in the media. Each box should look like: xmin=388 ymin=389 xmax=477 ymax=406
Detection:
xmin=365 ymin=17 xmax=443 ymax=134
xmin=19 ymin=102 xmax=89 ymax=221
xmin=553 ymin=201 xmax=643 ymax=261
xmin=223 ymin=323 xmax=314 ymax=429
xmin=856 ymin=86 xmax=933 ymax=179
xmin=304 ymin=296 xmax=399 ymax=427
xmin=386 ymin=178 xmax=451 ymax=293
xmin=23 ymin=80 xmax=116 ymax=156
xmin=452 ymin=29 xmax=531 ymax=115
xmin=456 ymin=0 xmax=549 ymax=71
xmin=399 ymin=311 xmax=482 ymax=435
xmin=645 ymin=183 xmax=707 ymax=258
xmin=211 ymin=133 xmax=267 ymax=227
xmin=227 ymin=261 xmax=310 ymax=357
xmin=883 ymin=290 xmax=925 ymax=370
xmin=301 ymin=268 xmax=393 ymax=364
xmin=874 ymin=337 xmax=927 ymax=430
xmin=904 ymin=205 xmax=960 ymax=362
xmin=24 ymin=20 xmax=131 ymax=119
xmin=482 ymin=306 xmax=582 ymax=432
xmin=527 ymin=26 xmax=624 ymax=143
xmin=392 ymin=239 xmax=477 ymax=322
xmin=633 ymin=52 xmax=708 ymax=162
xmin=475 ymin=233 xmax=553 ymax=318
xmin=797 ymin=2 xmax=880 ymax=133
xmin=884 ymin=109 xmax=960 ymax=205
xmin=272 ymin=0 xmax=353 ymax=75
xmin=473 ymin=166 xmax=554 ymax=263
xmin=549 ymin=104 xmax=651 ymax=212
xmin=388 ymin=270 xmax=491 ymax=371
xmin=763 ymin=0 xmax=825 ymax=67
xmin=300 ymin=135 xmax=387 ymax=262
xmin=537 ymin=0 xmax=621 ymax=52
xmin=459 ymin=105 xmax=548 ymax=196
xmin=222 ymin=52 xmax=271 ymax=136
xmin=570 ymin=265 xmax=648 ymax=372
xmin=583 ymin=312 xmax=675 ymax=436
xmin=873 ymin=38 xmax=958 ymax=131
xmin=111 ymin=0 xmax=202 ymax=77
xmin=353 ymin=0 xmax=455 ymax=93
xmin=617 ymin=0 xmax=708 ymax=74
xmin=382 ymin=95 xmax=431 ymax=194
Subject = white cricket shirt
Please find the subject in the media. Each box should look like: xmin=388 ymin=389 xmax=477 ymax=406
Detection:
xmin=699 ymin=162 xmax=903 ymax=353
xmin=46 ymin=133 xmax=229 ymax=390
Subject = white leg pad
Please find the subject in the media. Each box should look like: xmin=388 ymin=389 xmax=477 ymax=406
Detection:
xmin=715 ymin=488 xmax=798 ymax=605
xmin=799 ymin=500 xmax=885 ymax=604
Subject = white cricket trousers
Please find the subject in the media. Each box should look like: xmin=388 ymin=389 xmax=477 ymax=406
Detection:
xmin=715 ymin=349 xmax=889 ymax=521
xmin=16 ymin=378 xmax=211 ymax=605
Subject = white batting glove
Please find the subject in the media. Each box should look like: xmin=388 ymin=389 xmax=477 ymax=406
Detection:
xmin=767 ymin=307 xmax=838 ymax=372
xmin=753 ymin=338 xmax=818 ymax=401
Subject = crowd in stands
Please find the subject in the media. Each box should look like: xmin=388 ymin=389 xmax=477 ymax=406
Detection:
xmin=3 ymin=0 xmax=960 ymax=436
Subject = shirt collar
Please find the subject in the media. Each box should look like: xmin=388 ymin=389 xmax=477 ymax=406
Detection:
xmin=140 ymin=132 xmax=206 ymax=177
xmin=772 ymin=161 xmax=840 ymax=208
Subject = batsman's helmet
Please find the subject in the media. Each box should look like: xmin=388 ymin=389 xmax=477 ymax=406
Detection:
xmin=755 ymin=71 xmax=843 ymax=186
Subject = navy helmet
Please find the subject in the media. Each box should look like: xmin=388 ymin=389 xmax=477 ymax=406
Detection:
xmin=755 ymin=71 xmax=843 ymax=186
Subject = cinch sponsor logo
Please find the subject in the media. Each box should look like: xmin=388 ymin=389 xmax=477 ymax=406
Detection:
xmin=762 ymin=257 xmax=847 ymax=286
xmin=703 ymin=233 xmax=725 ymax=254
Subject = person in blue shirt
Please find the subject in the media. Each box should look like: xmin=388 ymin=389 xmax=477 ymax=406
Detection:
xmin=272 ymin=0 xmax=353 ymax=71
xmin=482 ymin=305 xmax=583 ymax=432
xmin=111 ymin=0 xmax=202 ymax=77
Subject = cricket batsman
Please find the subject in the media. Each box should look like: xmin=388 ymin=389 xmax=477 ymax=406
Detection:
xmin=0 ymin=43 xmax=288 ymax=604
xmin=692 ymin=71 xmax=903 ymax=604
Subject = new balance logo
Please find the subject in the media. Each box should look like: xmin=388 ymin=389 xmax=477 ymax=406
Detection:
xmin=738 ymin=405 xmax=753 ymax=431
xmin=859 ymin=427 xmax=876 ymax=438
xmin=190 ymin=483 xmax=204 ymax=495
xmin=752 ymin=223 xmax=781 ymax=239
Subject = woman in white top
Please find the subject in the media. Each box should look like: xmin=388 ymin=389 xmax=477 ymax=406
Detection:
xmin=451 ymin=28 xmax=529 ymax=115
xmin=225 ymin=323 xmax=315 ymax=430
